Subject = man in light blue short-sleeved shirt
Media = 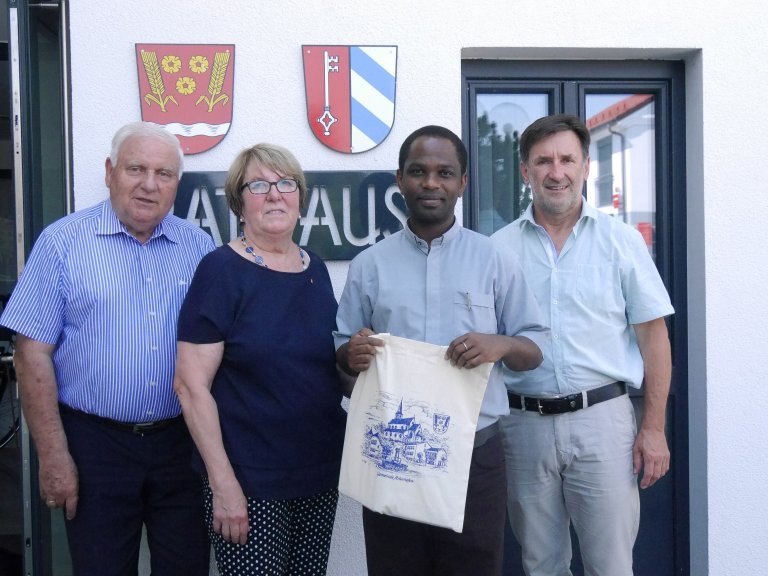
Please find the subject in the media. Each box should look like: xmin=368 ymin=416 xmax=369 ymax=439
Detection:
xmin=1 ymin=122 xmax=214 ymax=576
xmin=492 ymin=114 xmax=674 ymax=576
xmin=335 ymin=125 xmax=548 ymax=576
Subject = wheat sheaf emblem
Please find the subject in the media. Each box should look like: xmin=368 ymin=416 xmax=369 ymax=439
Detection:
xmin=196 ymin=50 xmax=231 ymax=112
xmin=140 ymin=50 xmax=178 ymax=113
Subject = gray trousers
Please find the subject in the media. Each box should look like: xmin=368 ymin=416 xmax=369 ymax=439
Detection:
xmin=501 ymin=394 xmax=640 ymax=576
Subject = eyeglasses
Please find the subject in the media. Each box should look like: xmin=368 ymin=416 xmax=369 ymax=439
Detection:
xmin=241 ymin=178 xmax=299 ymax=195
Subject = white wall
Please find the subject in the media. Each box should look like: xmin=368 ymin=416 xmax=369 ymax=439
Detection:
xmin=67 ymin=1 xmax=768 ymax=574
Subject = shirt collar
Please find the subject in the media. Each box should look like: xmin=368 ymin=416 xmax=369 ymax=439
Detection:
xmin=96 ymin=199 xmax=178 ymax=244
xmin=521 ymin=197 xmax=597 ymax=236
xmin=402 ymin=217 xmax=461 ymax=251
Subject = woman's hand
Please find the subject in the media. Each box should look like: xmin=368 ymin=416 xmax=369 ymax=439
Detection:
xmin=211 ymin=474 xmax=250 ymax=545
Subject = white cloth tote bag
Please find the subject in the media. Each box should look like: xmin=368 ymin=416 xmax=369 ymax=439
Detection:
xmin=339 ymin=333 xmax=492 ymax=533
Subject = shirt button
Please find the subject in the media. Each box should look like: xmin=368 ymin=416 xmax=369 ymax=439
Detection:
xmin=149 ymin=381 xmax=157 ymax=387
xmin=146 ymin=277 xmax=153 ymax=283
xmin=151 ymin=345 xmax=158 ymax=352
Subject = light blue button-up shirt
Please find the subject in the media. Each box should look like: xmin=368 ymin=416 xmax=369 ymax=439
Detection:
xmin=335 ymin=219 xmax=549 ymax=430
xmin=492 ymin=200 xmax=674 ymax=396
xmin=0 ymin=200 xmax=215 ymax=422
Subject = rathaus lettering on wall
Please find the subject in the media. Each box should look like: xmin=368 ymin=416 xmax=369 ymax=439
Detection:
xmin=175 ymin=170 xmax=407 ymax=261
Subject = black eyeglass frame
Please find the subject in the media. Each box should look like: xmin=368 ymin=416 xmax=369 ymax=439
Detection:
xmin=240 ymin=178 xmax=299 ymax=195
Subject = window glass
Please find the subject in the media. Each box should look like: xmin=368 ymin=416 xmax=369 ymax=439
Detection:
xmin=585 ymin=93 xmax=657 ymax=256
xmin=471 ymin=91 xmax=657 ymax=259
xmin=474 ymin=94 xmax=547 ymax=235
xmin=0 ymin=50 xmax=14 ymax=297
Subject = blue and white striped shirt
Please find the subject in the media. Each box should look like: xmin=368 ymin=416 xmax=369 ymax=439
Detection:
xmin=0 ymin=200 xmax=215 ymax=422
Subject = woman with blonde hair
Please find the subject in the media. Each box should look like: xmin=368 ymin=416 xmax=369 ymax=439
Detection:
xmin=174 ymin=143 xmax=346 ymax=575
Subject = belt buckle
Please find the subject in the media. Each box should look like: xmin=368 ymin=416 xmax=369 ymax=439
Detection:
xmin=131 ymin=422 xmax=156 ymax=435
xmin=537 ymin=395 xmax=574 ymax=415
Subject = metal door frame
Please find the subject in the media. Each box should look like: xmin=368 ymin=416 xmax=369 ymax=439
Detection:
xmin=8 ymin=1 xmax=71 ymax=573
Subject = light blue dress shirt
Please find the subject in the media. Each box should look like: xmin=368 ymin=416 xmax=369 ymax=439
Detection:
xmin=492 ymin=200 xmax=674 ymax=396
xmin=335 ymin=219 xmax=549 ymax=430
xmin=0 ymin=200 xmax=215 ymax=422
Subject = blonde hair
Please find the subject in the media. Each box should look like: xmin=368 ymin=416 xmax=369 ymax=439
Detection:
xmin=224 ymin=143 xmax=307 ymax=219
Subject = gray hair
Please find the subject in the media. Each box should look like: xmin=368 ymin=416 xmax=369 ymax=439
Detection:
xmin=109 ymin=122 xmax=185 ymax=177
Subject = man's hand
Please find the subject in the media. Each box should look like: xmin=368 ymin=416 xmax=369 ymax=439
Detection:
xmin=16 ymin=334 xmax=79 ymax=518
xmin=338 ymin=329 xmax=384 ymax=374
xmin=633 ymin=316 xmax=672 ymax=489
xmin=445 ymin=333 xmax=509 ymax=368
xmin=39 ymin=450 xmax=79 ymax=519
xmin=633 ymin=426 xmax=670 ymax=489
xmin=446 ymin=332 xmax=542 ymax=371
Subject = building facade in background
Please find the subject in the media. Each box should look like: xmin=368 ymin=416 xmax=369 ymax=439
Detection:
xmin=2 ymin=1 xmax=766 ymax=575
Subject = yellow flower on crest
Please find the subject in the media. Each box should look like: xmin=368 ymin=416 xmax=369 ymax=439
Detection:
xmin=189 ymin=56 xmax=209 ymax=74
xmin=176 ymin=77 xmax=196 ymax=95
xmin=161 ymin=55 xmax=181 ymax=73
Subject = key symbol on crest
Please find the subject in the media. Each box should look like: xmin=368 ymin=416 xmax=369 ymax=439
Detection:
xmin=317 ymin=50 xmax=339 ymax=136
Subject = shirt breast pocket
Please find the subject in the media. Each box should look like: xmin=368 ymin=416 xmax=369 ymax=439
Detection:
xmin=574 ymin=264 xmax=623 ymax=312
xmin=452 ymin=291 xmax=497 ymax=334
xmin=156 ymin=275 xmax=192 ymax=312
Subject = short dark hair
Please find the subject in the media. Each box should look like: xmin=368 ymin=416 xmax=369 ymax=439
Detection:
xmin=519 ymin=114 xmax=590 ymax=164
xmin=398 ymin=125 xmax=467 ymax=175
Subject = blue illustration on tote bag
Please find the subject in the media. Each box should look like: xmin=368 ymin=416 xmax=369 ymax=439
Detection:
xmin=361 ymin=394 xmax=452 ymax=477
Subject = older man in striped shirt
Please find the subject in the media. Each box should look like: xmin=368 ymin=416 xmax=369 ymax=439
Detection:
xmin=1 ymin=122 xmax=214 ymax=576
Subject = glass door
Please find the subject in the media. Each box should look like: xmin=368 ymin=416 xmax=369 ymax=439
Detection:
xmin=8 ymin=0 xmax=70 ymax=574
xmin=463 ymin=59 xmax=688 ymax=576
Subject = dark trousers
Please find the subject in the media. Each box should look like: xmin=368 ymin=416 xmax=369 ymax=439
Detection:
xmin=60 ymin=407 xmax=209 ymax=576
xmin=363 ymin=431 xmax=507 ymax=576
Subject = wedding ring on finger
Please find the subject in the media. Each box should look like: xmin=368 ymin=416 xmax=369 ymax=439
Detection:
xmin=462 ymin=342 xmax=469 ymax=352
xmin=47 ymin=499 xmax=56 ymax=507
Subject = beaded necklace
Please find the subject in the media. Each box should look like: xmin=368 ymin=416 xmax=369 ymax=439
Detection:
xmin=240 ymin=235 xmax=307 ymax=270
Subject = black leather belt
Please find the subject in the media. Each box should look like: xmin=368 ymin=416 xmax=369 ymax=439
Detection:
xmin=507 ymin=382 xmax=627 ymax=415
xmin=59 ymin=403 xmax=182 ymax=435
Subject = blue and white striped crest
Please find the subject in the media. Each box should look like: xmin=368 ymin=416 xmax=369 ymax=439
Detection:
xmin=303 ymin=45 xmax=397 ymax=154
